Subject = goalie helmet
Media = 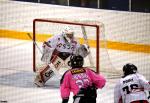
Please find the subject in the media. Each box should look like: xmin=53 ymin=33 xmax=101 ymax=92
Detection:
xmin=62 ymin=26 xmax=74 ymax=43
xmin=123 ymin=63 xmax=137 ymax=76
xmin=70 ymin=55 xmax=84 ymax=68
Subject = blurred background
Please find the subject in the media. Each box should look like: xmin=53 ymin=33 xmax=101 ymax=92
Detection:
xmin=13 ymin=0 xmax=150 ymax=13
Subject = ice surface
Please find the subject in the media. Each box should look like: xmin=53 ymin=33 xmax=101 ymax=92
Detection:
xmin=0 ymin=38 xmax=149 ymax=103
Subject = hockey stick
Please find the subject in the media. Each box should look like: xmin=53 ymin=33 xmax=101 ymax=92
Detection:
xmin=81 ymin=26 xmax=94 ymax=67
xmin=27 ymin=33 xmax=43 ymax=54
xmin=27 ymin=33 xmax=67 ymax=75
xmin=27 ymin=33 xmax=63 ymax=81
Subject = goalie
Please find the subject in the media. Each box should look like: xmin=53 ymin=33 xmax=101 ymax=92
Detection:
xmin=34 ymin=26 xmax=90 ymax=87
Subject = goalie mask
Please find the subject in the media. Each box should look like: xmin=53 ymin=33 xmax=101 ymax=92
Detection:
xmin=70 ymin=55 xmax=84 ymax=68
xmin=62 ymin=26 xmax=74 ymax=43
xmin=123 ymin=63 xmax=137 ymax=77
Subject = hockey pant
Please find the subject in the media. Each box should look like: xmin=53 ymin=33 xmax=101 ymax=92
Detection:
xmin=73 ymin=85 xmax=97 ymax=103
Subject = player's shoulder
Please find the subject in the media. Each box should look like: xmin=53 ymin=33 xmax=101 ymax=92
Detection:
xmin=135 ymin=73 xmax=147 ymax=80
xmin=121 ymin=74 xmax=133 ymax=81
xmin=78 ymin=67 xmax=98 ymax=76
xmin=60 ymin=69 xmax=71 ymax=84
xmin=84 ymin=67 xmax=97 ymax=73
xmin=125 ymin=73 xmax=145 ymax=79
xmin=135 ymin=73 xmax=144 ymax=77
xmin=120 ymin=74 xmax=138 ymax=84
xmin=63 ymin=69 xmax=71 ymax=76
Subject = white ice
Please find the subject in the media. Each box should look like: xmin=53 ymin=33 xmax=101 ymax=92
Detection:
xmin=0 ymin=38 xmax=149 ymax=103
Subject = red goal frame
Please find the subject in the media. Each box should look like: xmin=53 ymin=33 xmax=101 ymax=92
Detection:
xmin=33 ymin=18 xmax=100 ymax=73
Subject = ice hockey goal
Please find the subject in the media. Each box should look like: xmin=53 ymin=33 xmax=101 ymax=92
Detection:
xmin=32 ymin=18 xmax=120 ymax=76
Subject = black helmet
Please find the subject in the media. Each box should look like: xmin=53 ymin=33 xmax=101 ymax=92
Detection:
xmin=70 ymin=55 xmax=84 ymax=68
xmin=123 ymin=63 xmax=137 ymax=76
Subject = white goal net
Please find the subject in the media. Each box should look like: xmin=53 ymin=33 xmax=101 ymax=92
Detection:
xmin=32 ymin=18 xmax=122 ymax=77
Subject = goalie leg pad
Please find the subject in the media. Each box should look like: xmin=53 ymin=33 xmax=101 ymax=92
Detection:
xmin=51 ymin=55 xmax=65 ymax=71
xmin=40 ymin=65 xmax=55 ymax=82
xmin=34 ymin=65 xmax=55 ymax=87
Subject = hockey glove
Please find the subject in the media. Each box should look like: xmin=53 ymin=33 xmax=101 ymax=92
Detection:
xmin=62 ymin=98 xmax=69 ymax=103
xmin=75 ymin=44 xmax=90 ymax=58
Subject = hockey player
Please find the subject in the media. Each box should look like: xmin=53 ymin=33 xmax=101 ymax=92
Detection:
xmin=34 ymin=26 xmax=90 ymax=87
xmin=114 ymin=63 xmax=150 ymax=103
xmin=60 ymin=55 xmax=106 ymax=103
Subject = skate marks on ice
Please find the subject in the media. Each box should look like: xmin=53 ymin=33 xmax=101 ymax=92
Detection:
xmin=0 ymin=38 xmax=60 ymax=89
xmin=0 ymin=68 xmax=60 ymax=89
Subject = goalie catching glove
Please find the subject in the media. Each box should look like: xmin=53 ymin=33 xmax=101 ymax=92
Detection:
xmin=75 ymin=44 xmax=90 ymax=58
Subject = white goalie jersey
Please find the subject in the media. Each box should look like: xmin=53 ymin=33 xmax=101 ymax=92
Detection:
xmin=114 ymin=73 xmax=150 ymax=103
xmin=47 ymin=34 xmax=79 ymax=53
xmin=41 ymin=34 xmax=79 ymax=63
xmin=41 ymin=33 xmax=90 ymax=64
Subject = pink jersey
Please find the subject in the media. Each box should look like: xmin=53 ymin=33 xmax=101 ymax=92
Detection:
xmin=60 ymin=67 xmax=106 ymax=99
xmin=46 ymin=34 xmax=80 ymax=54
xmin=114 ymin=73 xmax=150 ymax=103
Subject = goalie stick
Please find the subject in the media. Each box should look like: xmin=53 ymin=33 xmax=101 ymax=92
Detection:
xmin=27 ymin=33 xmax=69 ymax=74
xmin=27 ymin=33 xmax=54 ymax=70
xmin=27 ymin=33 xmax=63 ymax=86
xmin=27 ymin=33 xmax=43 ymax=54
xmin=81 ymin=26 xmax=94 ymax=67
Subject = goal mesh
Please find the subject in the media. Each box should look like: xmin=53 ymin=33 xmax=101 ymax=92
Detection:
xmin=33 ymin=18 xmax=122 ymax=77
